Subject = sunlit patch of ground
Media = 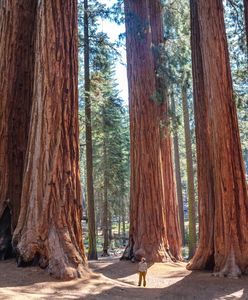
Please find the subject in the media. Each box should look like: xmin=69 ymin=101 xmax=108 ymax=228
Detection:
xmin=0 ymin=258 xmax=248 ymax=299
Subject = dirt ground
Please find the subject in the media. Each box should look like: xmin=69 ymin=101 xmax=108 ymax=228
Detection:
xmin=1 ymin=257 xmax=248 ymax=299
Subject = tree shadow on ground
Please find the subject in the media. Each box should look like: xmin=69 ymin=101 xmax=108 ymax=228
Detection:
xmin=1 ymin=258 xmax=248 ymax=299
xmin=75 ymin=271 xmax=248 ymax=300
xmin=90 ymin=257 xmax=152 ymax=276
xmin=86 ymin=259 xmax=248 ymax=300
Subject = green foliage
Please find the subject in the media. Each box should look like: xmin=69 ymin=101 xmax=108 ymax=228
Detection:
xmin=78 ymin=0 xmax=130 ymax=252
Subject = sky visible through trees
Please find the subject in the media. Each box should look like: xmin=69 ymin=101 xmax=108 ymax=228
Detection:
xmin=97 ymin=0 xmax=128 ymax=103
xmin=0 ymin=0 xmax=247 ymax=286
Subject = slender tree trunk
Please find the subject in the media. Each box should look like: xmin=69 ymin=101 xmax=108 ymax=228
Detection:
xmin=123 ymin=0 xmax=181 ymax=262
xmin=108 ymin=209 xmax=112 ymax=246
xmin=244 ymin=0 xmax=248 ymax=52
xmin=171 ymin=92 xmax=185 ymax=246
xmin=122 ymin=200 xmax=126 ymax=246
xmin=0 ymin=0 xmax=37 ymax=258
xmin=181 ymin=80 xmax=196 ymax=258
xmin=118 ymin=215 xmax=121 ymax=238
xmin=84 ymin=0 xmax=97 ymax=261
xmin=188 ymin=0 xmax=248 ymax=277
xmin=13 ymin=1 xmax=88 ymax=280
xmin=102 ymin=138 xmax=109 ymax=256
xmin=118 ymin=198 xmax=121 ymax=239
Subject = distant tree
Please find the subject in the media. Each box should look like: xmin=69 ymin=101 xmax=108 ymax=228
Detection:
xmin=88 ymin=32 xmax=129 ymax=255
xmin=188 ymin=0 xmax=248 ymax=277
xmin=13 ymin=1 xmax=88 ymax=279
xmin=123 ymin=0 xmax=181 ymax=262
xmin=171 ymin=92 xmax=185 ymax=246
xmin=83 ymin=0 xmax=97 ymax=261
xmin=181 ymin=76 xmax=196 ymax=258
xmin=0 ymin=0 xmax=36 ymax=258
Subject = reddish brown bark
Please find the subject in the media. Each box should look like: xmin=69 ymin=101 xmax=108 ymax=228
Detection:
xmin=13 ymin=1 xmax=88 ymax=279
xmin=150 ymin=0 xmax=182 ymax=261
xmin=0 ymin=0 xmax=36 ymax=256
xmin=188 ymin=0 xmax=248 ymax=277
xmin=123 ymin=0 xmax=181 ymax=262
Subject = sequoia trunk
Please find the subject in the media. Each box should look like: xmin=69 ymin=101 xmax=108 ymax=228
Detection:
xmin=0 ymin=0 xmax=36 ymax=258
xmin=188 ymin=0 xmax=248 ymax=277
xmin=123 ymin=0 xmax=181 ymax=262
xmin=13 ymin=1 xmax=88 ymax=279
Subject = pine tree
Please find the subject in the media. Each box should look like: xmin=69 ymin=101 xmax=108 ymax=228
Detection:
xmin=83 ymin=0 xmax=97 ymax=261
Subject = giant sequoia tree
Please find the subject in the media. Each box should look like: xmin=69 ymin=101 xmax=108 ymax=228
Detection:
xmin=11 ymin=1 xmax=88 ymax=279
xmin=123 ymin=0 xmax=181 ymax=262
xmin=188 ymin=0 xmax=248 ymax=277
xmin=0 ymin=0 xmax=37 ymax=258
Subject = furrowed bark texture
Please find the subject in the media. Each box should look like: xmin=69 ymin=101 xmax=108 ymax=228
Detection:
xmin=150 ymin=0 xmax=182 ymax=261
xmin=13 ymin=1 xmax=88 ymax=279
xmin=0 ymin=0 xmax=36 ymax=233
xmin=188 ymin=0 xmax=248 ymax=277
xmin=123 ymin=0 xmax=181 ymax=262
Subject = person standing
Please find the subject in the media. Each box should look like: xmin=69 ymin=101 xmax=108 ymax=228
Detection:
xmin=138 ymin=257 xmax=147 ymax=287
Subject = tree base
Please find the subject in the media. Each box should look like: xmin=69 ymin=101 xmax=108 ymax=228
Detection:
xmin=101 ymin=250 xmax=110 ymax=257
xmin=13 ymin=226 xmax=90 ymax=280
xmin=16 ymin=253 xmax=90 ymax=280
xmin=188 ymin=247 xmax=243 ymax=278
xmin=121 ymin=243 xmax=179 ymax=263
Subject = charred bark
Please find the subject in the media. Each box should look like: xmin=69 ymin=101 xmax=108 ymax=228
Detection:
xmin=188 ymin=0 xmax=248 ymax=277
xmin=123 ymin=0 xmax=181 ymax=262
xmin=13 ymin=1 xmax=88 ymax=279
xmin=0 ymin=0 xmax=37 ymax=257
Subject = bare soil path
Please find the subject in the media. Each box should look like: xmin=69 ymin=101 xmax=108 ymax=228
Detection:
xmin=0 ymin=257 xmax=248 ymax=299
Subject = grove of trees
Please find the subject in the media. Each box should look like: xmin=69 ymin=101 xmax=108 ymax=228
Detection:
xmin=0 ymin=0 xmax=247 ymax=281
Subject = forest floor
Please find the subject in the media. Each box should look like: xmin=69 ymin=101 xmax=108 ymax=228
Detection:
xmin=1 ymin=257 xmax=248 ymax=299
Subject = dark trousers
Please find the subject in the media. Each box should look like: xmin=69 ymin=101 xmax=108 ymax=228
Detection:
xmin=138 ymin=271 xmax=146 ymax=287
